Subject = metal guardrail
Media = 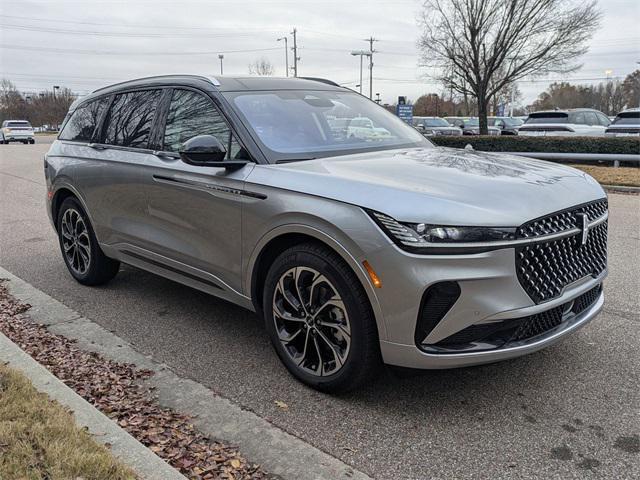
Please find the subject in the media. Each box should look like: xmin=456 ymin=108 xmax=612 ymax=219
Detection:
xmin=498 ymin=151 xmax=640 ymax=167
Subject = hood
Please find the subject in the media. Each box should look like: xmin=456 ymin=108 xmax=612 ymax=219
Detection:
xmin=247 ymin=147 xmax=606 ymax=226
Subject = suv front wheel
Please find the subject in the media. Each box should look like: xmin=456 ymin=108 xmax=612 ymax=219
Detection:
xmin=263 ymin=243 xmax=380 ymax=393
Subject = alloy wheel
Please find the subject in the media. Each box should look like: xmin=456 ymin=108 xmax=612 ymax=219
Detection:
xmin=272 ymin=267 xmax=351 ymax=376
xmin=61 ymin=208 xmax=91 ymax=275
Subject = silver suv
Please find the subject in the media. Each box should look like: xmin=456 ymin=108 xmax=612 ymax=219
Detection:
xmin=46 ymin=75 xmax=608 ymax=393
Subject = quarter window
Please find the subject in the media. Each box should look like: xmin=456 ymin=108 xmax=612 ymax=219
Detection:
xmin=59 ymin=97 xmax=109 ymax=142
xmin=103 ymin=90 xmax=161 ymax=148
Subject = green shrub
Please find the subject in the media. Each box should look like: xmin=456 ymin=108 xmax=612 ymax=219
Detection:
xmin=430 ymin=135 xmax=640 ymax=155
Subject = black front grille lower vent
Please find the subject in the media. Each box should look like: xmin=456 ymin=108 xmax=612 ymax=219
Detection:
xmin=415 ymin=282 xmax=461 ymax=345
xmin=423 ymin=284 xmax=602 ymax=353
xmin=516 ymin=199 xmax=608 ymax=304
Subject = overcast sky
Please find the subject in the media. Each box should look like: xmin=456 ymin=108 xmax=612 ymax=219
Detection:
xmin=1 ymin=0 xmax=639 ymax=106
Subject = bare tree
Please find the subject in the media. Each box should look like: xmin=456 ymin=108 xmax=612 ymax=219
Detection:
xmin=248 ymin=58 xmax=274 ymax=76
xmin=418 ymin=0 xmax=602 ymax=133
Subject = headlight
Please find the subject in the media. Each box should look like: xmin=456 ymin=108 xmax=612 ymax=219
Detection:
xmin=368 ymin=211 xmax=517 ymax=252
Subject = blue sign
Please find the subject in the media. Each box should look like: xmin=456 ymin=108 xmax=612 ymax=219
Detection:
xmin=397 ymin=104 xmax=413 ymax=124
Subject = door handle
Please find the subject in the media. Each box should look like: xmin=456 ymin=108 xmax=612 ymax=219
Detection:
xmin=87 ymin=143 xmax=107 ymax=150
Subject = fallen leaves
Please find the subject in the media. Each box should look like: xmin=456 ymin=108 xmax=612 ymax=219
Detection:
xmin=0 ymin=282 xmax=270 ymax=480
xmin=274 ymin=400 xmax=289 ymax=411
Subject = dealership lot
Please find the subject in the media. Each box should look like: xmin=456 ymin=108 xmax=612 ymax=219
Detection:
xmin=1 ymin=142 xmax=638 ymax=479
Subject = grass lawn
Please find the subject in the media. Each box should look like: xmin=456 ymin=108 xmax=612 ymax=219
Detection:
xmin=570 ymin=164 xmax=640 ymax=187
xmin=0 ymin=363 xmax=135 ymax=480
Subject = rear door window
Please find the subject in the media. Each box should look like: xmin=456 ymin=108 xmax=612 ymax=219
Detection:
xmin=103 ymin=90 xmax=161 ymax=148
xmin=59 ymin=97 xmax=109 ymax=142
xmin=569 ymin=112 xmax=586 ymax=125
xmin=584 ymin=112 xmax=598 ymax=126
xmin=162 ymin=89 xmax=241 ymax=158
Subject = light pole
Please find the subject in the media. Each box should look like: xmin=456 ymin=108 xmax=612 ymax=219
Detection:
xmin=277 ymin=37 xmax=289 ymax=77
xmin=351 ymin=50 xmax=371 ymax=95
xmin=375 ymin=93 xmax=381 ymax=104
xmin=218 ymin=55 xmax=224 ymax=75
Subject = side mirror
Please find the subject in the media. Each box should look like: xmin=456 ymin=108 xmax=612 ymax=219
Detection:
xmin=179 ymin=135 xmax=248 ymax=170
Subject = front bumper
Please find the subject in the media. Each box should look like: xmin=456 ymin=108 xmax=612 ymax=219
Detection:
xmin=366 ymin=242 xmax=606 ymax=369
xmin=380 ymin=288 xmax=603 ymax=369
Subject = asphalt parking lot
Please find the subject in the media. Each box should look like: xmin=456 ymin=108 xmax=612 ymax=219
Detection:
xmin=1 ymin=140 xmax=638 ymax=479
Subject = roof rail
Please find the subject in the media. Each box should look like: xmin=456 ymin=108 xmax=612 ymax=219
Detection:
xmin=299 ymin=77 xmax=341 ymax=87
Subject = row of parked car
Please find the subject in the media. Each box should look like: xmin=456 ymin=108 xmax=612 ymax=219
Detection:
xmin=412 ymin=108 xmax=640 ymax=138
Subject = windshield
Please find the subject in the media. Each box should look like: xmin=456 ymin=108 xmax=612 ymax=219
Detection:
xmin=226 ymin=90 xmax=431 ymax=162
xmin=424 ymin=118 xmax=450 ymax=127
xmin=612 ymin=112 xmax=640 ymax=125
xmin=464 ymin=119 xmax=479 ymax=127
xmin=525 ymin=113 xmax=568 ymax=124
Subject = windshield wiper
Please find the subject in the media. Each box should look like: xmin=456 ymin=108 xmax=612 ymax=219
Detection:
xmin=275 ymin=157 xmax=317 ymax=164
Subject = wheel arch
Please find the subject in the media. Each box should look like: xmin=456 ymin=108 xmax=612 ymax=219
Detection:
xmin=247 ymin=225 xmax=388 ymax=341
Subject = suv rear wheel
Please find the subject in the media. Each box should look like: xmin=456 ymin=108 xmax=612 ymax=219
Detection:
xmin=263 ymin=243 xmax=380 ymax=393
xmin=57 ymin=197 xmax=120 ymax=285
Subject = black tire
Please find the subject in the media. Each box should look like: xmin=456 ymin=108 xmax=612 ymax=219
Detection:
xmin=263 ymin=242 xmax=381 ymax=393
xmin=57 ymin=197 xmax=120 ymax=286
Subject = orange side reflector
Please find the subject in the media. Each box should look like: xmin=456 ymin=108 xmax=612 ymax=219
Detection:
xmin=363 ymin=260 xmax=382 ymax=288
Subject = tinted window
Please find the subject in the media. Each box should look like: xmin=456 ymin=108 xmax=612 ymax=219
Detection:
xmin=59 ymin=98 xmax=109 ymax=142
xmin=424 ymin=118 xmax=449 ymax=127
xmin=569 ymin=112 xmax=586 ymax=125
xmin=163 ymin=89 xmax=235 ymax=155
xmin=613 ymin=112 xmax=640 ymax=125
xmin=7 ymin=121 xmax=32 ymax=128
xmin=584 ymin=112 xmax=598 ymax=126
xmin=526 ymin=113 xmax=568 ymax=124
xmin=103 ymin=90 xmax=161 ymax=148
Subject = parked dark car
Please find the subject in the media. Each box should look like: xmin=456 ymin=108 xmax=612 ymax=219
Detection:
xmin=445 ymin=117 xmax=501 ymax=135
xmin=488 ymin=117 xmax=523 ymax=135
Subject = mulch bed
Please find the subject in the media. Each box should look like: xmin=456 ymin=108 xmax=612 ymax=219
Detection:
xmin=0 ymin=281 xmax=271 ymax=480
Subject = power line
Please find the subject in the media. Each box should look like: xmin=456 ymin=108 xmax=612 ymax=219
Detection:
xmin=0 ymin=43 xmax=281 ymax=56
xmin=0 ymin=22 xmax=273 ymax=38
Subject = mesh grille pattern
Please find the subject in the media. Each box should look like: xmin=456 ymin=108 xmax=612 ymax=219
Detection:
xmin=516 ymin=200 xmax=608 ymax=303
xmin=430 ymin=284 xmax=602 ymax=350
xmin=510 ymin=306 xmax=563 ymax=341
xmin=516 ymin=199 xmax=607 ymax=238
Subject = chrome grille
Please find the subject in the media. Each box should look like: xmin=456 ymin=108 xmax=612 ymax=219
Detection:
xmin=516 ymin=199 xmax=608 ymax=303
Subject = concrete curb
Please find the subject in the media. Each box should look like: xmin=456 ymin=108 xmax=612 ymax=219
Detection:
xmin=0 ymin=266 xmax=371 ymax=480
xmin=602 ymin=184 xmax=640 ymax=194
xmin=0 ymin=332 xmax=186 ymax=480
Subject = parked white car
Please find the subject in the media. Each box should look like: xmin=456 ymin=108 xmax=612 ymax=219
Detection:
xmin=346 ymin=117 xmax=392 ymax=140
xmin=1 ymin=120 xmax=35 ymax=144
xmin=605 ymin=108 xmax=640 ymax=137
xmin=519 ymin=109 xmax=610 ymax=137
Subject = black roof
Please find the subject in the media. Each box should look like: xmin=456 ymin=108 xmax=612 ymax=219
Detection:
xmin=91 ymin=74 xmax=344 ymax=96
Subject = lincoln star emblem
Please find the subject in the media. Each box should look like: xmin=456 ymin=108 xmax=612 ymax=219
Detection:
xmin=576 ymin=213 xmax=590 ymax=245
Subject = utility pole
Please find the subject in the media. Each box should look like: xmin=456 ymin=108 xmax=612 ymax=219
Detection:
xmin=351 ymin=50 xmax=371 ymax=95
xmin=277 ymin=36 xmax=289 ymax=77
xmin=291 ymin=28 xmax=300 ymax=77
xmin=364 ymin=37 xmax=377 ymax=99
xmin=218 ymin=54 xmax=224 ymax=75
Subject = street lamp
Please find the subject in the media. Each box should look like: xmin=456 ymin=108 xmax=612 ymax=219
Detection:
xmin=218 ymin=55 xmax=224 ymax=75
xmin=277 ymin=36 xmax=289 ymax=77
xmin=375 ymin=93 xmax=381 ymax=104
xmin=350 ymin=50 xmax=371 ymax=95
xmin=53 ymin=85 xmax=60 ymax=98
